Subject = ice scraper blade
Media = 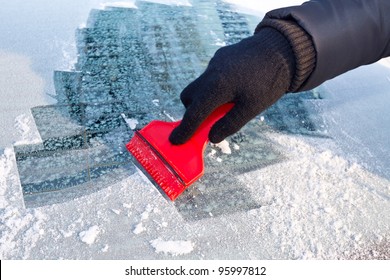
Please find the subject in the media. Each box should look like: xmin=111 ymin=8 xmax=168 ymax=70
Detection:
xmin=126 ymin=103 xmax=234 ymax=200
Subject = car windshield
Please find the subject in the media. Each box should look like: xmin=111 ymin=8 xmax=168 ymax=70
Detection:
xmin=1 ymin=0 xmax=389 ymax=260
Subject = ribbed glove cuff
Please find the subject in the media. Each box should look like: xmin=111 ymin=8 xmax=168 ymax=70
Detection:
xmin=256 ymin=18 xmax=316 ymax=92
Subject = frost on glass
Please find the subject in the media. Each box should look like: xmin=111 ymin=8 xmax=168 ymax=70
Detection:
xmin=14 ymin=1 xmax=326 ymax=212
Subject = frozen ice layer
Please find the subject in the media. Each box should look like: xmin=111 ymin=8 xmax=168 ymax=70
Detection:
xmin=14 ymin=0 xmax=325 ymax=209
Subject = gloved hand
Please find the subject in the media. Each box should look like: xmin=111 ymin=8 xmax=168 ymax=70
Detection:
xmin=169 ymin=27 xmax=296 ymax=145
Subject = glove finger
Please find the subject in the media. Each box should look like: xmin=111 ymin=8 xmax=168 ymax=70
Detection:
xmin=209 ymin=102 xmax=264 ymax=143
xmin=179 ymin=74 xmax=207 ymax=108
xmin=169 ymin=97 xmax=227 ymax=144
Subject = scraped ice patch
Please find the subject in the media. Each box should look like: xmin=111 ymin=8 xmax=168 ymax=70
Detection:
xmin=100 ymin=1 xmax=137 ymax=9
xmin=121 ymin=113 xmax=138 ymax=130
xmin=150 ymin=238 xmax=194 ymax=256
xmin=79 ymin=226 xmax=100 ymax=245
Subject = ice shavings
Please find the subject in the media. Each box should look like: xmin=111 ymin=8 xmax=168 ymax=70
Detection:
xmin=212 ymin=140 xmax=232 ymax=154
xmin=150 ymin=238 xmax=194 ymax=256
xmin=133 ymin=204 xmax=153 ymax=235
xmin=0 ymin=149 xmax=13 ymax=208
xmin=207 ymin=148 xmax=222 ymax=162
xmin=0 ymin=149 xmax=47 ymax=259
xmin=237 ymin=131 xmax=390 ymax=259
xmin=208 ymin=140 xmax=233 ymax=162
xmin=121 ymin=113 xmax=139 ymax=130
xmin=133 ymin=223 xmax=146 ymax=234
xmin=79 ymin=226 xmax=100 ymax=245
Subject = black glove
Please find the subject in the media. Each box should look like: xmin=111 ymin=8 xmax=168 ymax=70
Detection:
xmin=169 ymin=27 xmax=296 ymax=144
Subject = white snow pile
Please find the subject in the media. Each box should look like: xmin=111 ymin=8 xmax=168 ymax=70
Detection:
xmin=150 ymin=238 xmax=195 ymax=256
xmin=0 ymin=148 xmax=47 ymax=259
xmin=79 ymin=226 xmax=101 ymax=245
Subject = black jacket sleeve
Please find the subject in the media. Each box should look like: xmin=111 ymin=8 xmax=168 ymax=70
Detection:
xmin=259 ymin=0 xmax=390 ymax=91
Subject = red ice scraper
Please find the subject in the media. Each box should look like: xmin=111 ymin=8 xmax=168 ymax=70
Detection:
xmin=126 ymin=103 xmax=234 ymax=200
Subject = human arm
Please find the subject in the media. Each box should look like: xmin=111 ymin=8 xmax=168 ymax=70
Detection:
xmin=169 ymin=0 xmax=390 ymax=145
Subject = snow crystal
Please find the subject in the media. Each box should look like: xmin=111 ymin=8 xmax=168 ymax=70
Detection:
xmin=79 ymin=226 xmax=100 ymax=245
xmin=150 ymin=238 xmax=194 ymax=256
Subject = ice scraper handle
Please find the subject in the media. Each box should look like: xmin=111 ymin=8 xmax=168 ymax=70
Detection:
xmin=128 ymin=103 xmax=235 ymax=191
xmin=180 ymin=103 xmax=234 ymax=145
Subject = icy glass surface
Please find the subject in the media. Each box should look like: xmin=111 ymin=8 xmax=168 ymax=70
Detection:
xmin=14 ymin=0 xmax=326 ymax=211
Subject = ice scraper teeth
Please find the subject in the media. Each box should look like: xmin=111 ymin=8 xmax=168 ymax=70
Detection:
xmin=126 ymin=103 xmax=234 ymax=201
